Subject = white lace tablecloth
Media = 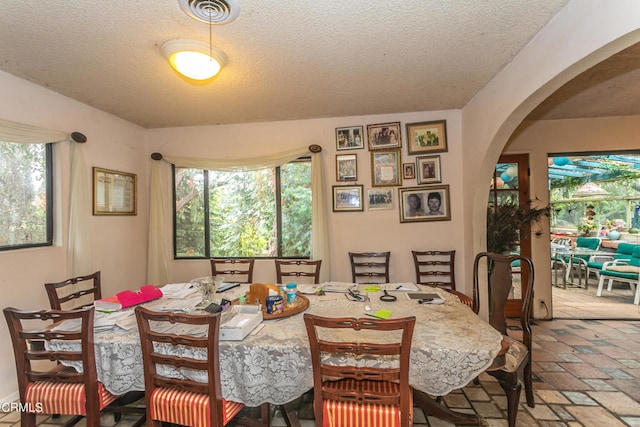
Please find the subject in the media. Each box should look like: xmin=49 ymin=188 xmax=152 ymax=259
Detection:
xmin=48 ymin=284 xmax=502 ymax=406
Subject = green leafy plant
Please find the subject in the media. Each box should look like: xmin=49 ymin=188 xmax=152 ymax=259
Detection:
xmin=486 ymin=199 xmax=549 ymax=254
xmin=576 ymin=218 xmax=598 ymax=235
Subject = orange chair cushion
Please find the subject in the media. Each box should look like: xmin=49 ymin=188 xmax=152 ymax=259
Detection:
xmin=150 ymin=387 xmax=244 ymax=427
xmin=322 ymin=379 xmax=412 ymax=427
xmin=24 ymin=381 xmax=117 ymax=415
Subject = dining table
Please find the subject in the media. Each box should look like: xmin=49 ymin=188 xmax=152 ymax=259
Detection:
xmin=551 ymin=245 xmax=612 ymax=289
xmin=48 ymin=282 xmax=504 ymax=426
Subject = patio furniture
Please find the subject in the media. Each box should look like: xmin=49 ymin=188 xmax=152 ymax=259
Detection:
xmin=596 ymin=245 xmax=640 ymax=305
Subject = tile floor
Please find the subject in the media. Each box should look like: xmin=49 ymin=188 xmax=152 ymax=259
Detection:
xmin=1 ymin=319 xmax=639 ymax=426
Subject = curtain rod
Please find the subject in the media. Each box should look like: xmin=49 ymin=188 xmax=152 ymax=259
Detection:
xmin=150 ymin=144 xmax=322 ymax=160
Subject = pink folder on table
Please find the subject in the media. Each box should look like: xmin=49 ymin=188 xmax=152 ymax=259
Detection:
xmin=95 ymin=285 xmax=163 ymax=311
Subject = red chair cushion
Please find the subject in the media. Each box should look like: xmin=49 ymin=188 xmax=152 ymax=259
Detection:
xmin=322 ymin=379 xmax=412 ymax=427
xmin=150 ymin=387 xmax=244 ymax=427
xmin=24 ymin=381 xmax=117 ymax=415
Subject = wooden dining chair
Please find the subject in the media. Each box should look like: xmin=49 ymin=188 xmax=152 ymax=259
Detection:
xmin=45 ymin=271 xmax=102 ymax=310
xmin=412 ymin=250 xmax=456 ymax=290
xmin=348 ymin=251 xmax=391 ymax=283
xmin=134 ymin=306 xmax=269 ymax=427
xmin=274 ymin=259 xmax=322 ymax=284
xmin=472 ymin=252 xmax=535 ymax=427
xmin=210 ymin=258 xmax=255 ymax=283
xmin=303 ymin=313 xmax=415 ymax=427
xmin=4 ymin=306 xmax=119 ymax=427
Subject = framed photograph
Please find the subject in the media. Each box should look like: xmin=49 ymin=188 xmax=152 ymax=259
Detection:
xmin=332 ymin=185 xmax=364 ymax=212
xmin=93 ymin=167 xmax=137 ymax=215
xmin=403 ymin=163 xmax=415 ymax=180
xmin=366 ymin=122 xmax=401 ymax=150
xmin=406 ymin=120 xmax=448 ymax=154
xmin=398 ymin=185 xmax=451 ymax=223
xmin=336 ymin=154 xmax=358 ymax=182
xmin=416 ymin=155 xmax=442 ymax=184
xmin=336 ymin=126 xmax=365 ymax=150
xmin=368 ymin=188 xmax=394 ymax=210
xmin=371 ymin=149 xmax=402 ymax=187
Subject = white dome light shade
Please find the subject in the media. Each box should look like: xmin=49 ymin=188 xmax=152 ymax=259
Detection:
xmin=161 ymin=39 xmax=228 ymax=80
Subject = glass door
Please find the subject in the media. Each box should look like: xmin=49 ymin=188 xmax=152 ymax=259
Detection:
xmin=489 ymin=153 xmax=532 ymax=317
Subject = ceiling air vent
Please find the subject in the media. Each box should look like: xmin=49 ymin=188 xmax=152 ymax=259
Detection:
xmin=178 ymin=0 xmax=240 ymax=24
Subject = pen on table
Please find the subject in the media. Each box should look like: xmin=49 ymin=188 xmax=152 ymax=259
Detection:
xmin=395 ymin=284 xmax=403 ymax=290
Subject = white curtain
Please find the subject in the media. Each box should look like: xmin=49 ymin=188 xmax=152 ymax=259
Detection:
xmin=147 ymin=146 xmax=330 ymax=285
xmin=0 ymin=118 xmax=90 ymax=278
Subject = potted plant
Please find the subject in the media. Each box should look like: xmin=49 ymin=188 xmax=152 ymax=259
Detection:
xmin=486 ymin=199 xmax=549 ymax=255
xmin=576 ymin=218 xmax=598 ymax=237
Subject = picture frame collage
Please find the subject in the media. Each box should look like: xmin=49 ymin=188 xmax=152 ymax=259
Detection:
xmin=332 ymin=120 xmax=450 ymax=222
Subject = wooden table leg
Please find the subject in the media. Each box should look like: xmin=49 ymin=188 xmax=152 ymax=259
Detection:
xmin=413 ymin=388 xmax=487 ymax=426
xmin=279 ymin=402 xmax=302 ymax=427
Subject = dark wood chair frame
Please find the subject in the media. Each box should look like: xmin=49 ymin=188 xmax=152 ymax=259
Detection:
xmin=134 ymin=306 xmax=268 ymax=427
xmin=274 ymin=259 xmax=322 ymax=283
xmin=412 ymin=250 xmax=456 ymax=290
xmin=348 ymin=251 xmax=391 ymax=283
xmin=303 ymin=313 xmax=415 ymax=427
xmin=472 ymin=252 xmax=535 ymax=427
xmin=45 ymin=271 xmax=102 ymax=310
xmin=4 ymin=306 xmax=110 ymax=427
xmin=210 ymin=258 xmax=255 ymax=283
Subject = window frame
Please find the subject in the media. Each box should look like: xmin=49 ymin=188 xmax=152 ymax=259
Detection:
xmin=172 ymin=158 xmax=311 ymax=260
xmin=0 ymin=142 xmax=53 ymax=251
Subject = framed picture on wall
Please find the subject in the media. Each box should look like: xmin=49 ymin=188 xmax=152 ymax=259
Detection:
xmin=368 ymin=188 xmax=394 ymax=210
xmin=416 ymin=155 xmax=442 ymax=184
xmin=336 ymin=154 xmax=358 ymax=181
xmin=402 ymin=163 xmax=416 ymax=180
xmin=398 ymin=185 xmax=451 ymax=223
xmin=336 ymin=126 xmax=365 ymax=150
xmin=406 ymin=120 xmax=448 ymax=154
xmin=332 ymin=185 xmax=364 ymax=212
xmin=371 ymin=149 xmax=402 ymax=187
xmin=367 ymin=122 xmax=401 ymax=150
xmin=93 ymin=167 xmax=137 ymax=215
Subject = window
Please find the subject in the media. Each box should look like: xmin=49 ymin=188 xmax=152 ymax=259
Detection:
xmin=174 ymin=160 xmax=312 ymax=258
xmin=0 ymin=141 xmax=53 ymax=250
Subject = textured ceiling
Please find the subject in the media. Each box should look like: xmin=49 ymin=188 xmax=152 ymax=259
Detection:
xmin=0 ymin=0 xmax=607 ymax=129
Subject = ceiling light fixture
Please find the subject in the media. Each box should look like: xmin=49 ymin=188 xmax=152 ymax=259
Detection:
xmin=573 ymin=181 xmax=609 ymax=197
xmin=161 ymin=39 xmax=228 ymax=80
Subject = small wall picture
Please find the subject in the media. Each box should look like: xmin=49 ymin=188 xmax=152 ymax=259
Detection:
xmin=368 ymin=188 xmax=394 ymax=210
xmin=336 ymin=126 xmax=364 ymax=150
xmin=399 ymin=185 xmax=451 ymax=223
xmin=371 ymin=149 xmax=402 ymax=187
xmin=332 ymin=185 xmax=364 ymax=212
xmin=403 ymin=163 xmax=415 ymax=180
xmin=367 ymin=122 xmax=402 ymax=150
xmin=416 ymin=155 xmax=442 ymax=184
xmin=336 ymin=154 xmax=357 ymax=182
xmin=406 ymin=120 xmax=448 ymax=155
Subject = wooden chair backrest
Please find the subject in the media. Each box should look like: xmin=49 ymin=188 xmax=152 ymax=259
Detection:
xmin=412 ymin=250 xmax=456 ymax=290
xmin=45 ymin=271 xmax=102 ymax=310
xmin=472 ymin=252 xmax=534 ymax=349
xmin=349 ymin=251 xmax=391 ymax=283
xmin=210 ymin=258 xmax=255 ymax=283
xmin=304 ymin=313 xmax=415 ymax=427
xmin=3 ymin=306 xmax=100 ymax=411
xmin=134 ymin=306 xmax=228 ymax=426
xmin=274 ymin=259 xmax=322 ymax=284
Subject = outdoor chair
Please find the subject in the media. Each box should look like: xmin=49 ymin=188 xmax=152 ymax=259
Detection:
xmin=303 ymin=313 xmax=415 ymax=427
xmin=596 ymin=245 xmax=640 ymax=305
xmin=472 ymin=252 xmax=535 ymax=427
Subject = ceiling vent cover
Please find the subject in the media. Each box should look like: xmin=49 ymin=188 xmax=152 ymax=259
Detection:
xmin=178 ymin=0 xmax=240 ymax=24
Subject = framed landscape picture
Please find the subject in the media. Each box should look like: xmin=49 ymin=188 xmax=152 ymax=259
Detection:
xmin=398 ymin=185 xmax=451 ymax=223
xmin=336 ymin=154 xmax=358 ymax=181
xmin=367 ymin=122 xmax=401 ymax=150
xmin=371 ymin=149 xmax=402 ymax=187
xmin=416 ymin=155 xmax=442 ymax=184
xmin=332 ymin=185 xmax=364 ymax=212
xmin=368 ymin=188 xmax=394 ymax=210
xmin=336 ymin=126 xmax=365 ymax=150
xmin=406 ymin=120 xmax=448 ymax=154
